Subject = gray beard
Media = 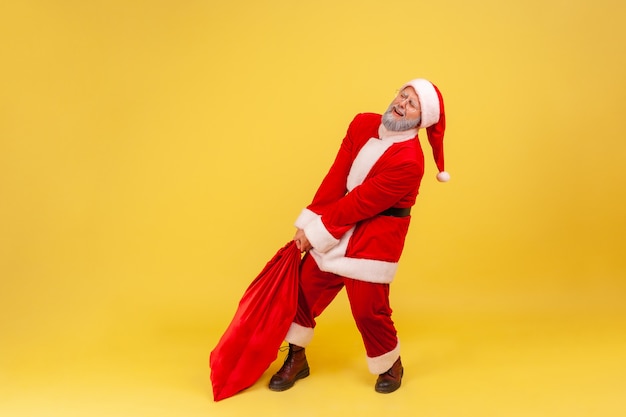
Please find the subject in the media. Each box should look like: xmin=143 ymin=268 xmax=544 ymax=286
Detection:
xmin=382 ymin=105 xmax=421 ymax=131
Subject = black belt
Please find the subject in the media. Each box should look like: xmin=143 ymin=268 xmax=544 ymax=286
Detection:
xmin=380 ymin=207 xmax=411 ymax=217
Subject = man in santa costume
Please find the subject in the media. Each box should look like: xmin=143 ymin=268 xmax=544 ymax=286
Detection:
xmin=269 ymin=78 xmax=449 ymax=394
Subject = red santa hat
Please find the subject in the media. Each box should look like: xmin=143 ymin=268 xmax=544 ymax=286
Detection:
xmin=402 ymin=78 xmax=449 ymax=182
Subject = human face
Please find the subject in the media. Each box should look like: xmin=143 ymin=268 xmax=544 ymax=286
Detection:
xmin=382 ymin=86 xmax=422 ymax=131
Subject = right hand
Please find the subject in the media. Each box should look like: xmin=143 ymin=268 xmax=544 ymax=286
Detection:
xmin=293 ymin=228 xmax=312 ymax=253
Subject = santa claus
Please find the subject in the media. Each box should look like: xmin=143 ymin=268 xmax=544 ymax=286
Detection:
xmin=269 ymin=78 xmax=448 ymax=394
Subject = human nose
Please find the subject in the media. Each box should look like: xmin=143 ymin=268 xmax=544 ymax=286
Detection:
xmin=395 ymin=93 xmax=418 ymax=113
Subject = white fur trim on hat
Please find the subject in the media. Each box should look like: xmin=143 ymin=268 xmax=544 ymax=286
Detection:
xmin=436 ymin=171 xmax=450 ymax=182
xmin=402 ymin=79 xmax=440 ymax=129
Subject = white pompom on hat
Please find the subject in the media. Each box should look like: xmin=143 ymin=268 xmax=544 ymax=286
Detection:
xmin=402 ymin=79 xmax=449 ymax=182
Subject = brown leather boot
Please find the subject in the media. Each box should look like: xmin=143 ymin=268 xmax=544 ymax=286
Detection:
xmin=268 ymin=344 xmax=310 ymax=391
xmin=374 ymin=356 xmax=403 ymax=393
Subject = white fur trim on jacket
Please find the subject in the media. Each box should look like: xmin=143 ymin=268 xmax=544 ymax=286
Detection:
xmin=347 ymin=132 xmax=417 ymax=192
xmin=296 ymin=211 xmax=400 ymax=283
xmin=295 ymin=208 xmax=339 ymax=254
xmin=347 ymin=138 xmax=393 ymax=192
xmin=309 ymin=227 xmax=398 ymax=284
xmin=303 ymin=215 xmax=340 ymax=254
xmin=294 ymin=208 xmax=319 ymax=230
xmin=366 ymin=341 xmax=401 ymax=375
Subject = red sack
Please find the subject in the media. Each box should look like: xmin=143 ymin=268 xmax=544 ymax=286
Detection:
xmin=210 ymin=241 xmax=301 ymax=401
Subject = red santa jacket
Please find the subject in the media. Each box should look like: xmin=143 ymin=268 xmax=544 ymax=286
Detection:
xmin=295 ymin=113 xmax=425 ymax=283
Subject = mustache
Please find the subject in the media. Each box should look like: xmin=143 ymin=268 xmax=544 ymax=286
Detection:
xmin=385 ymin=104 xmax=406 ymax=118
xmin=382 ymin=107 xmax=421 ymax=132
xmin=391 ymin=105 xmax=406 ymax=117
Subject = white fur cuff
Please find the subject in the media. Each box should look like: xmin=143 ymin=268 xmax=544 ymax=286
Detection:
xmin=304 ymin=215 xmax=339 ymax=253
xmin=366 ymin=341 xmax=401 ymax=375
xmin=284 ymin=322 xmax=314 ymax=347
xmin=294 ymin=208 xmax=319 ymax=230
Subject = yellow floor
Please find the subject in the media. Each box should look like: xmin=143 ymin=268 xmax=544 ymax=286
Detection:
xmin=2 ymin=293 xmax=625 ymax=417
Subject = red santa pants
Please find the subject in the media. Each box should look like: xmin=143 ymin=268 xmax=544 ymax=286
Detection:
xmin=292 ymin=253 xmax=399 ymax=360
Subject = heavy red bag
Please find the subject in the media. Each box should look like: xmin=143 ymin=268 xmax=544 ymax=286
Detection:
xmin=209 ymin=241 xmax=301 ymax=401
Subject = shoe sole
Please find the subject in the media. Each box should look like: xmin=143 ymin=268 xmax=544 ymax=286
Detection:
xmin=268 ymin=368 xmax=310 ymax=392
xmin=375 ymin=380 xmax=402 ymax=394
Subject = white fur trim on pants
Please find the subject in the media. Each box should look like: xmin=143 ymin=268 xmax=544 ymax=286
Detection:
xmin=366 ymin=341 xmax=401 ymax=375
xmin=284 ymin=322 xmax=314 ymax=348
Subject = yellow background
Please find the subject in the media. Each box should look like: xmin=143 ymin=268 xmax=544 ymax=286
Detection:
xmin=1 ymin=0 xmax=625 ymax=416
